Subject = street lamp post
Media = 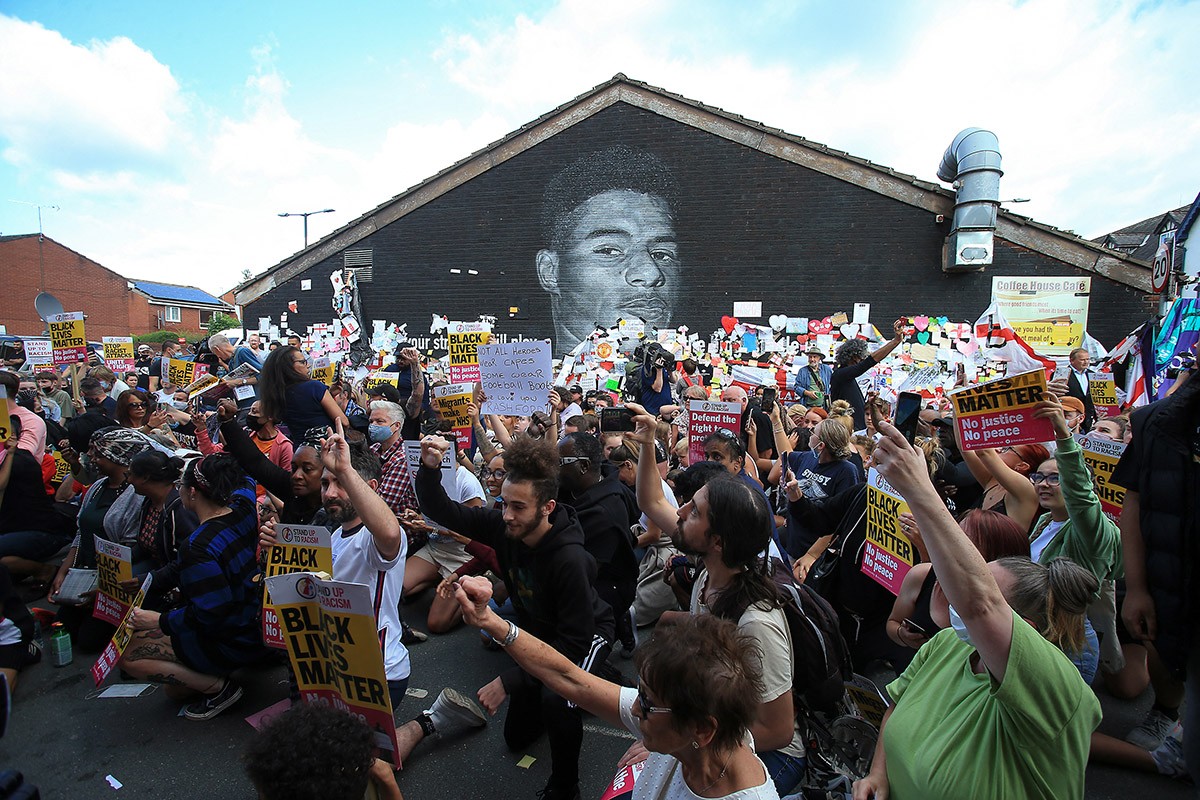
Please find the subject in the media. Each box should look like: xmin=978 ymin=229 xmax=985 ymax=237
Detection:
xmin=278 ymin=208 xmax=335 ymax=247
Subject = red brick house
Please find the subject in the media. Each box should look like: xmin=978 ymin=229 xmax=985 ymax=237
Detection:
xmin=0 ymin=234 xmax=235 ymax=337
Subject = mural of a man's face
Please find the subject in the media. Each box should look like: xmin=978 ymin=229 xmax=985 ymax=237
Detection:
xmin=537 ymin=189 xmax=680 ymax=351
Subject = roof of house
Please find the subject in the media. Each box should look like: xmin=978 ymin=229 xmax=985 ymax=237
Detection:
xmin=235 ymin=73 xmax=1154 ymax=304
xmin=1091 ymin=203 xmax=1193 ymax=262
xmin=130 ymin=281 xmax=228 ymax=306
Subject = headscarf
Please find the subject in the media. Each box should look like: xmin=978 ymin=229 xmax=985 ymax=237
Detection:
xmin=90 ymin=427 xmax=157 ymax=466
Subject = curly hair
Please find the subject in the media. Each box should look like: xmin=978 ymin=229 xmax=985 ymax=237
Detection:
xmin=502 ymin=435 xmax=561 ymax=506
xmin=835 ymin=338 xmax=869 ymax=368
xmin=243 ymin=704 xmax=375 ymax=800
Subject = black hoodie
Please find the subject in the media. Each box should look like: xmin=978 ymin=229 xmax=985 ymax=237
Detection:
xmin=416 ymin=465 xmax=615 ymax=686
xmin=560 ymin=464 xmax=639 ymax=611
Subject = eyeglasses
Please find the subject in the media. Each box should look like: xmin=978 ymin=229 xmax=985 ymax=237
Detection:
xmin=127 ymin=402 xmax=145 ymax=409
xmin=559 ymin=457 xmax=590 ymax=467
xmin=1029 ymin=473 xmax=1061 ymax=486
xmin=485 ymin=469 xmax=507 ymax=480
xmin=636 ymin=682 xmax=672 ymax=715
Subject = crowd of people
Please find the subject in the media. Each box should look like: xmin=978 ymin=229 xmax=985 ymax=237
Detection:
xmin=0 ymin=325 xmax=1196 ymax=800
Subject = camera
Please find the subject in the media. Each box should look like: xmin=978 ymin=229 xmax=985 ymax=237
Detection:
xmin=633 ymin=341 xmax=672 ymax=371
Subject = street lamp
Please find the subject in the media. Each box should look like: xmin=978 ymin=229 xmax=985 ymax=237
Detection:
xmin=278 ymin=208 xmax=335 ymax=247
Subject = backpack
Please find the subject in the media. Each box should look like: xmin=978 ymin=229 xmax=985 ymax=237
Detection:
xmin=728 ymin=556 xmax=854 ymax=715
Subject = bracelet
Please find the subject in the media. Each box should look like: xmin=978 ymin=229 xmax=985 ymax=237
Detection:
xmin=496 ymin=620 xmax=519 ymax=647
xmin=773 ymin=426 xmax=784 ymax=433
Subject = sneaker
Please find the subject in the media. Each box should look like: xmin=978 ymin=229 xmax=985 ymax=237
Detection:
xmin=401 ymin=621 xmax=428 ymax=644
xmin=183 ymin=679 xmax=244 ymax=721
xmin=425 ymin=687 xmax=487 ymax=736
xmin=1126 ymin=707 xmax=1181 ymax=750
xmin=535 ymin=782 xmax=580 ymax=800
xmin=1150 ymin=732 xmax=1191 ymax=781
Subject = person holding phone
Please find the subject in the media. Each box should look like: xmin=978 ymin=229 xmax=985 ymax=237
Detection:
xmin=770 ymin=419 xmax=862 ymax=560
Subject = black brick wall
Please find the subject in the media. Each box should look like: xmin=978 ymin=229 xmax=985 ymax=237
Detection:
xmin=246 ymin=102 xmax=1150 ymax=354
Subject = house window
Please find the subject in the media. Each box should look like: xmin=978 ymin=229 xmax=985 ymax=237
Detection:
xmin=164 ymin=306 xmax=181 ymax=323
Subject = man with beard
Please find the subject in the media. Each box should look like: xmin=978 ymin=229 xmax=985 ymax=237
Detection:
xmin=536 ymin=146 xmax=681 ymax=354
xmin=415 ymin=434 xmax=613 ymax=800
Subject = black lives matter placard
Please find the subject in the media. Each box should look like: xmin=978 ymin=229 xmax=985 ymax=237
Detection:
xmin=948 ymin=369 xmax=1055 ymax=451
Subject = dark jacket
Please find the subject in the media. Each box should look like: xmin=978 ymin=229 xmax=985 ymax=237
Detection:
xmin=1111 ymin=372 xmax=1200 ymax=677
xmin=219 ymin=418 xmax=321 ymax=525
xmin=560 ymin=465 xmax=639 ymax=610
xmin=1066 ymin=369 xmax=1098 ymax=431
xmin=138 ymin=488 xmax=200 ymax=601
xmin=416 ymin=464 xmax=614 ymax=689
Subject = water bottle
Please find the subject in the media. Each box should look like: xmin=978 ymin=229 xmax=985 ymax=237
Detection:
xmin=49 ymin=622 xmax=72 ymax=667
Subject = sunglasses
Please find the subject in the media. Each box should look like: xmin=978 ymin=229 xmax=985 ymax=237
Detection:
xmin=127 ymin=402 xmax=145 ymax=409
xmin=559 ymin=457 xmax=590 ymax=467
xmin=1029 ymin=473 xmax=1061 ymax=486
xmin=636 ymin=682 xmax=672 ymax=715
xmin=710 ymin=428 xmax=739 ymax=440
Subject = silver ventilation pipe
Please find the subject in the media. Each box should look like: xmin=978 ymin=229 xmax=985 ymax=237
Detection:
xmin=937 ymin=127 xmax=1002 ymax=271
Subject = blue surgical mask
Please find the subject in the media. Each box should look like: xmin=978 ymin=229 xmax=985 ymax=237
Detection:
xmin=101 ymin=381 xmax=112 ymax=391
xmin=368 ymin=424 xmax=394 ymax=444
xmin=947 ymin=604 xmax=974 ymax=647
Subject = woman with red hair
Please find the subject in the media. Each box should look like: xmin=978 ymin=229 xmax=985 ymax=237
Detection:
xmin=959 ymin=442 xmax=1049 ymax=533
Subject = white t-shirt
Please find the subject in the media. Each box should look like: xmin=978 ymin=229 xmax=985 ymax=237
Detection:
xmin=424 ymin=465 xmax=487 ymax=532
xmin=330 ymin=523 xmax=409 ymax=681
xmin=561 ymin=402 xmax=584 ymax=421
xmin=690 ymin=572 xmax=804 ymax=759
xmin=617 ymin=687 xmax=778 ymax=800
xmin=1030 ymin=518 xmax=1067 ymax=563
xmin=641 ymin=477 xmax=679 ymax=530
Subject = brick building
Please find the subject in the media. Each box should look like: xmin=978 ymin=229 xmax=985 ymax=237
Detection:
xmin=235 ymin=75 xmax=1155 ymax=353
xmin=0 ymin=234 xmax=234 ymax=337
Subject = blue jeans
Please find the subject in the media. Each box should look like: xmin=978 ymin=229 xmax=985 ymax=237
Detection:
xmin=0 ymin=530 xmax=69 ymax=561
xmin=1068 ymin=619 xmax=1100 ymax=684
xmin=759 ymin=750 xmax=806 ymax=796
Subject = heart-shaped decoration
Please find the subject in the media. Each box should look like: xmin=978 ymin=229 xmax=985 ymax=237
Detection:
xmin=768 ymin=314 xmax=787 ymax=331
xmin=721 ymin=316 xmax=739 ymax=334
xmin=840 ymin=323 xmax=860 ymax=339
xmin=937 ymin=316 xmax=949 ymax=327
xmin=916 ymin=331 xmax=931 ymax=344
xmin=899 ymin=353 xmax=914 ymax=365
xmin=810 ymin=317 xmax=833 ymax=335
xmin=913 ymin=316 xmax=930 ymax=332
xmin=797 ymin=334 xmax=809 ymax=344
xmin=956 ymin=340 xmax=979 ymax=357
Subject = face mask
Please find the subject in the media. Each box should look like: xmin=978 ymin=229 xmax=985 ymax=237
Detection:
xmin=101 ymin=381 xmax=112 ymax=391
xmin=947 ymin=604 xmax=974 ymax=647
xmin=171 ymin=399 xmax=189 ymax=410
xmin=245 ymin=415 xmax=265 ymax=431
xmin=41 ymin=387 xmax=53 ymax=395
xmin=368 ymin=424 xmax=394 ymax=444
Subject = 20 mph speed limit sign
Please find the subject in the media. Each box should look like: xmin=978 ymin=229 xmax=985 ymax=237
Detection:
xmin=1152 ymin=231 xmax=1174 ymax=294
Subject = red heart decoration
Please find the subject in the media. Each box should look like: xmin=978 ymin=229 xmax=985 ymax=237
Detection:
xmin=810 ymin=317 xmax=833 ymax=335
xmin=721 ymin=316 xmax=739 ymax=334
xmin=797 ymin=335 xmax=809 ymax=344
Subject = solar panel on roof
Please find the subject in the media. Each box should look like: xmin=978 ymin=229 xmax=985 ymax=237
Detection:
xmin=133 ymin=281 xmax=223 ymax=305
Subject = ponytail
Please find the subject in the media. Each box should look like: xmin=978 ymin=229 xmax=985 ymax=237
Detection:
xmin=995 ymin=556 xmax=1097 ymax=655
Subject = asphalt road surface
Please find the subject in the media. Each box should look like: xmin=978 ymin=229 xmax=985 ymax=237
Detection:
xmin=1 ymin=590 xmax=1191 ymax=799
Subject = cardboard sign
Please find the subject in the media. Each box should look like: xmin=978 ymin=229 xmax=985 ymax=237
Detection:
xmin=51 ymin=448 xmax=71 ymax=484
xmin=948 ymin=369 xmax=1055 ymax=450
xmin=433 ymin=382 xmax=473 ymax=451
xmin=92 ymin=537 xmax=135 ymax=625
xmin=1075 ymin=433 xmax=1128 ymax=524
xmin=447 ymin=321 xmax=491 ymax=383
xmin=861 ymin=469 xmax=915 ymax=594
xmin=478 ymin=340 xmax=553 ymax=416
xmin=600 ymin=762 xmax=646 ymax=800
xmin=265 ymin=573 xmax=400 ymax=762
xmin=23 ymin=339 xmax=54 ymax=372
xmin=166 ymin=357 xmax=209 ymax=388
xmin=262 ymin=525 xmax=333 ymax=649
xmin=49 ymin=312 xmax=87 ymax=366
xmin=92 ymin=575 xmax=152 ymax=686
xmin=363 ymin=371 xmax=399 ymax=393
xmin=1089 ymin=375 xmax=1120 ymax=417
xmin=102 ymin=337 xmax=135 ymax=373
xmin=687 ymin=399 xmax=741 ymax=466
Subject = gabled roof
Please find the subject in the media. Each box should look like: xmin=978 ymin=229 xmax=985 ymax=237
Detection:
xmin=1091 ymin=203 xmax=1193 ymax=262
xmin=235 ymin=73 xmax=1155 ymax=304
xmin=131 ymin=281 xmax=228 ymax=307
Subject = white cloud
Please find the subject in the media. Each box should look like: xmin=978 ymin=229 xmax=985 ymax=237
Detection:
xmin=0 ymin=15 xmax=187 ymax=174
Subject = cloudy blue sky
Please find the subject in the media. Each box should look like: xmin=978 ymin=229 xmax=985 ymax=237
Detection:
xmin=1 ymin=0 xmax=1197 ymax=295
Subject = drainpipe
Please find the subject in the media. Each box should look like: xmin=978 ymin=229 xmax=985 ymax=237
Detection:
xmin=937 ymin=128 xmax=1002 ymax=272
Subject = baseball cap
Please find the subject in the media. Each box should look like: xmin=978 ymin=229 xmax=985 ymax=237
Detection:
xmin=1060 ymin=397 xmax=1086 ymax=414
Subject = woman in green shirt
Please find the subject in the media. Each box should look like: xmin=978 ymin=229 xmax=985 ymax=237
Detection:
xmin=853 ymin=416 xmax=1102 ymax=800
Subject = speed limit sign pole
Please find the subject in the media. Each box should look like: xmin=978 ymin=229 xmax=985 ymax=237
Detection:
xmin=1153 ymin=231 xmax=1175 ymax=320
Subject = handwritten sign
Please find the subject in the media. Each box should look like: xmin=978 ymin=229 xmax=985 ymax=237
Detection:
xmin=478 ymin=340 xmax=552 ymax=416
xmin=102 ymin=337 xmax=135 ymax=373
xmin=447 ymin=321 xmax=491 ymax=383
xmin=948 ymin=369 xmax=1055 ymax=451
xmin=49 ymin=312 xmax=87 ymax=366
xmin=1075 ymin=433 xmax=1127 ymax=524
xmin=861 ymin=469 xmax=915 ymax=594
xmin=687 ymin=399 xmax=742 ymax=466
xmin=92 ymin=537 xmax=135 ymax=625
xmin=262 ymin=524 xmax=332 ymax=649
xmin=265 ymin=573 xmax=400 ymax=762
xmin=1089 ymin=375 xmax=1119 ymax=417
